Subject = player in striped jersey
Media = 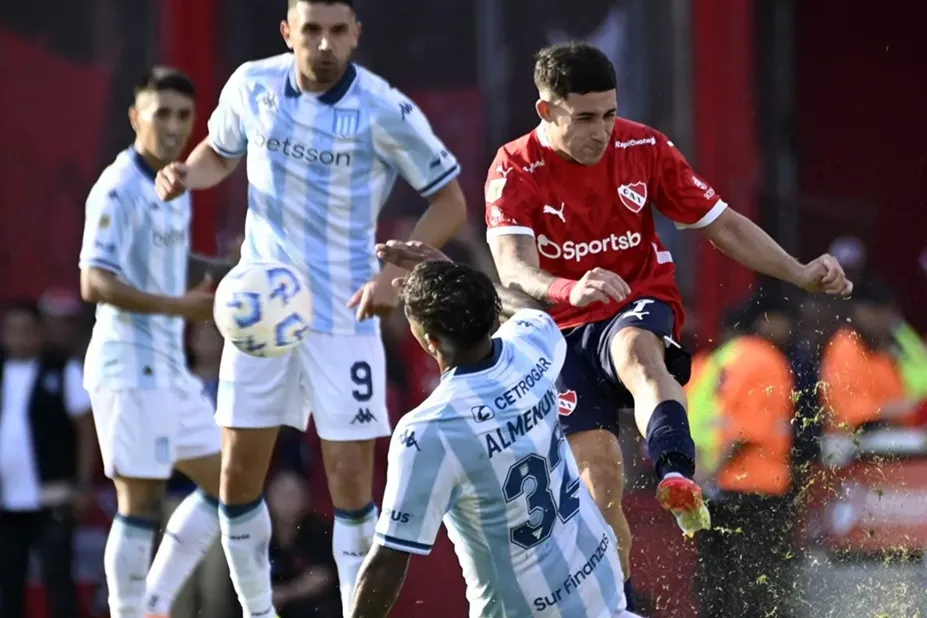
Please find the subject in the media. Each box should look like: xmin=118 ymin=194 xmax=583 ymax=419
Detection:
xmin=79 ymin=68 xmax=233 ymax=618
xmin=350 ymin=243 xmax=641 ymax=618
xmin=154 ymin=1 xmax=467 ymax=615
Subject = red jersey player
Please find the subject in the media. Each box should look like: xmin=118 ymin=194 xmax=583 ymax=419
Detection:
xmin=483 ymin=42 xmax=852 ymax=605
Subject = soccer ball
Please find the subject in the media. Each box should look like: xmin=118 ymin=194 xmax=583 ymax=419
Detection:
xmin=213 ymin=261 xmax=312 ymax=358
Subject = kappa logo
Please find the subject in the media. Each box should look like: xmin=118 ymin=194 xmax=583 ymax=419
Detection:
xmin=543 ymin=203 xmax=566 ymax=223
xmin=351 ymin=408 xmax=375 ymax=424
xmin=258 ymin=90 xmax=278 ymax=112
xmin=617 ymin=182 xmax=648 ymax=213
xmin=557 ymin=390 xmax=578 ymax=416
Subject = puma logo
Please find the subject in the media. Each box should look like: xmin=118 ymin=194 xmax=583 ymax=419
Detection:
xmin=543 ymin=203 xmax=566 ymax=223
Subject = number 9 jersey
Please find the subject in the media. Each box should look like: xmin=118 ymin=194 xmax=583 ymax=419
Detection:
xmin=375 ymin=309 xmax=627 ymax=618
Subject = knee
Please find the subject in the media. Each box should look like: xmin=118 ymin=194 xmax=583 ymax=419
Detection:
xmin=611 ymin=329 xmax=670 ymax=392
xmin=220 ymin=456 xmax=263 ymax=503
xmin=219 ymin=428 xmax=279 ymax=503
xmin=569 ymin=433 xmax=626 ymax=502
xmin=322 ymin=441 xmax=375 ymax=508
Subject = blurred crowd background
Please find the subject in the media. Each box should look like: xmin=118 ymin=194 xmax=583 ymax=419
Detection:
xmin=1 ymin=0 xmax=926 ymax=616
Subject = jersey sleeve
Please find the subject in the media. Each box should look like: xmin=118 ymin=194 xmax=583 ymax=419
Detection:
xmin=651 ymin=137 xmax=728 ymax=229
xmin=372 ymin=89 xmax=460 ymax=198
xmin=207 ymin=65 xmax=249 ymax=158
xmin=78 ymin=186 xmax=135 ymax=276
xmin=374 ymin=417 xmax=459 ymax=555
xmin=484 ymin=152 xmax=538 ymax=239
xmin=496 ymin=309 xmax=567 ymax=374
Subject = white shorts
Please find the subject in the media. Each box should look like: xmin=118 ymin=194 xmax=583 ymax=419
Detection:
xmin=215 ymin=331 xmax=390 ymax=441
xmin=90 ymin=386 xmax=221 ymax=480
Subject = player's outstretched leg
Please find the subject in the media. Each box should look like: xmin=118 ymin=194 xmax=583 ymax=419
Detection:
xmin=144 ymin=453 xmax=223 ymax=617
xmin=610 ymin=328 xmax=710 ymax=537
xmin=219 ymin=427 xmax=281 ymax=618
xmin=105 ymin=479 xmax=163 ymax=618
xmin=567 ymin=429 xmax=638 ymax=610
xmin=321 ymin=439 xmax=379 ymax=616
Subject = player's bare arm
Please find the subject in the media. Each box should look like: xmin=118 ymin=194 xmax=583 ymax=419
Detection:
xmin=348 ymin=545 xmax=411 ymax=618
xmin=376 ymin=239 xmax=544 ymax=319
xmin=350 ymin=178 xmax=467 ymax=320
xmin=187 ymin=252 xmax=234 ymax=286
xmin=700 ymin=208 xmax=853 ymax=295
xmin=155 ymin=138 xmax=241 ymax=201
xmin=489 ymin=234 xmax=631 ymax=306
xmin=80 ymin=267 xmax=214 ymax=321
xmin=489 ymin=233 xmax=558 ymax=299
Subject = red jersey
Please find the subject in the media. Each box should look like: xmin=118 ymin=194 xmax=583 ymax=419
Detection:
xmin=484 ymin=119 xmax=727 ymax=337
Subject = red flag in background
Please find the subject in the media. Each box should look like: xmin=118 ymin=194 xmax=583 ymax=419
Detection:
xmin=0 ymin=32 xmax=112 ymax=301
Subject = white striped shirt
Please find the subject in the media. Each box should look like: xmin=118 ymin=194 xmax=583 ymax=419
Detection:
xmin=79 ymin=148 xmax=196 ymax=391
xmin=207 ymin=54 xmax=460 ymax=335
xmin=376 ymin=310 xmax=625 ymax=618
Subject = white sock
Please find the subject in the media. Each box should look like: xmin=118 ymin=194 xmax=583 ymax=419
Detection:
xmin=220 ymin=497 xmax=276 ymax=618
xmin=145 ymin=490 xmax=221 ymax=614
xmin=333 ymin=503 xmax=378 ymax=616
xmin=104 ymin=514 xmax=156 ymax=618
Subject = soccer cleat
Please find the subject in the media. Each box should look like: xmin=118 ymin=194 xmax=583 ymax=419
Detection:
xmin=656 ymin=476 xmax=711 ymax=537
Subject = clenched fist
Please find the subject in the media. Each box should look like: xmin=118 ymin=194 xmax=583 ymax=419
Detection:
xmin=795 ymin=253 xmax=853 ymax=296
xmin=570 ymin=267 xmax=631 ymax=307
xmin=155 ymin=162 xmax=188 ymax=201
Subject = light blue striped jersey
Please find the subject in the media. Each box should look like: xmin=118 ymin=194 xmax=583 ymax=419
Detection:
xmin=207 ymin=54 xmax=461 ymax=335
xmin=376 ymin=309 xmax=625 ymax=618
xmin=79 ymin=148 xmax=195 ymax=391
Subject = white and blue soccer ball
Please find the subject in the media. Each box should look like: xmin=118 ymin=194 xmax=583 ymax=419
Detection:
xmin=213 ymin=261 xmax=312 ymax=358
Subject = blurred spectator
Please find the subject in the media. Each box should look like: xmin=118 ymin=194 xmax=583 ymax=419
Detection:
xmin=820 ymin=279 xmax=923 ymax=431
xmin=38 ymin=286 xmax=88 ymax=359
xmin=0 ymin=301 xmax=96 ymax=618
xmin=689 ymin=292 xmax=797 ymax=618
xmin=267 ymin=469 xmax=341 ymax=618
xmin=159 ymin=320 xmax=236 ymax=618
xmin=828 ymin=235 xmax=868 ymax=282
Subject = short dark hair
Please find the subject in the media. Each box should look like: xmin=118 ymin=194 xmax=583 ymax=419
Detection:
xmin=401 ymin=261 xmax=501 ymax=350
xmin=533 ymin=43 xmax=616 ymax=100
xmin=288 ymin=0 xmax=354 ymax=9
xmin=134 ymin=66 xmax=196 ymax=99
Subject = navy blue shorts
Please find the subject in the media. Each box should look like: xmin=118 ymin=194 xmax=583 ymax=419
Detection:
xmin=555 ymin=297 xmax=692 ymax=437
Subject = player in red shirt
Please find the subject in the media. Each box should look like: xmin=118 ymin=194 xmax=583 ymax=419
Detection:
xmin=484 ymin=43 xmax=852 ymax=607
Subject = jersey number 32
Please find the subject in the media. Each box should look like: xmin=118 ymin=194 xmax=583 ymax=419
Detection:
xmin=503 ymin=424 xmax=582 ymax=550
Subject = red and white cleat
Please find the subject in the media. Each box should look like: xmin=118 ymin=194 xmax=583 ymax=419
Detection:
xmin=656 ymin=475 xmax=711 ymax=537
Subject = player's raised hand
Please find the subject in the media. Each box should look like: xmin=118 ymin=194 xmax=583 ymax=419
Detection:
xmin=155 ymin=162 xmax=189 ymax=201
xmin=570 ymin=267 xmax=631 ymax=307
xmin=178 ymin=274 xmax=215 ymax=322
xmin=348 ymin=272 xmax=400 ymax=321
xmin=797 ymin=253 xmax=853 ymax=296
xmin=375 ymin=240 xmax=451 ymax=270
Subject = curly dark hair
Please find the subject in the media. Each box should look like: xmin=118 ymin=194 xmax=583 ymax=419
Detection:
xmin=401 ymin=260 xmax=501 ymax=350
xmin=533 ymin=42 xmax=616 ymax=100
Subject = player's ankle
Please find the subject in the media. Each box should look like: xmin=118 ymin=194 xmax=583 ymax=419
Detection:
xmin=655 ymin=452 xmax=695 ymax=481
